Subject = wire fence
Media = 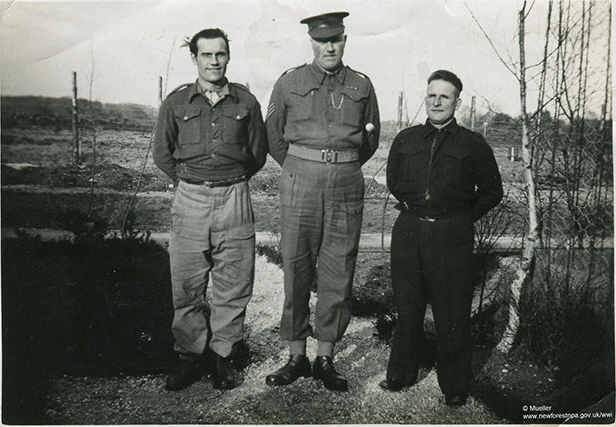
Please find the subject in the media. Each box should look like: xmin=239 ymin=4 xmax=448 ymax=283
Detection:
xmin=528 ymin=114 xmax=613 ymax=311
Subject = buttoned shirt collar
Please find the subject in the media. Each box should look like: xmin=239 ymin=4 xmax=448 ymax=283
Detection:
xmin=309 ymin=60 xmax=347 ymax=85
xmin=421 ymin=117 xmax=460 ymax=139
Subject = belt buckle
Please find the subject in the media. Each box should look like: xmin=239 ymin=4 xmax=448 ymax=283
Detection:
xmin=420 ymin=216 xmax=436 ymax=222
xmin=321 ymin=149 xmax=337 ymax=164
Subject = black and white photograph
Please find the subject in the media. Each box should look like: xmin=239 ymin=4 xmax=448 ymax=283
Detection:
xmin=1 ymin=0 xmax=614 ymax=424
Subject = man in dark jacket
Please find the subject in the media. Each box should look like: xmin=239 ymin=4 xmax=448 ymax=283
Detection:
xmin=381 ymin=70 xmax=503 ymax=406
xmin=264 ymin=12 xmax=380 ymax=391
xmin=153 ymin=28 xmax=267 ymax=392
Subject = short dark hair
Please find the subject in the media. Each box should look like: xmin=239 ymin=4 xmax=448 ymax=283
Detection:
xmin=428 ymin=70 xmax=463 ymax=97
xmin=184 ymin=28 xmax=230 ymax=58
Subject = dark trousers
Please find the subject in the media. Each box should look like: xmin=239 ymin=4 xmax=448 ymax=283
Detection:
xmin=386 ymin=212 xmax=474 ymax=395
xmin=279 ymin=155 xmax=364 ymax=342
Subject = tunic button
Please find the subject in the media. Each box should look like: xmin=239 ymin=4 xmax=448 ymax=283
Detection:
xmin=236 ymin=115 xmax=241 ymax=119
xmin=211 ymin=123 xmax=215 ymax=127
xmin=183 ymin=116 xmax=188 ymax=121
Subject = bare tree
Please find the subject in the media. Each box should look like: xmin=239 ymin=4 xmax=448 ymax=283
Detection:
xmin=86 ymin=42 xmax=100 ymax=215
xmin=470 ymin=0 xmax=613 ymax=353
xmin=497 ymin=1 xmax=541 ymax=353
xmin=120 ymin=39 xmax=178 ymax=237
xmin=468 ymin=1 xmax=540 ymax=352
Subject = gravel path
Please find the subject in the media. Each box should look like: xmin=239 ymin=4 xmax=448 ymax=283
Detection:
xmin=45 ymin=254 xmax=507 ymax=424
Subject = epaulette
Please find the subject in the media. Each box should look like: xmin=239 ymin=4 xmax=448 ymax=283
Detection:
xmin=398 ymin=123 xmax=422 ymax=135
xmin=168 ymin=83 xmax=192 ymax=96
xmin=346 ymin=66 xmax=369 ymax=79
xmin=230 ymin=82 xmax=251 ymax=93
xmin=281 ymin=63 xmax=307 ymax=77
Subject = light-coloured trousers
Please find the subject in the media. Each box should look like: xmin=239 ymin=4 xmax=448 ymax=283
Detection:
xmin=169 ymin=180 xmax=255 ymax=358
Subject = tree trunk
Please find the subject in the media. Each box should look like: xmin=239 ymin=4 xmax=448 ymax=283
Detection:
xmin=496 ymin=1 xmax=540 ymax=353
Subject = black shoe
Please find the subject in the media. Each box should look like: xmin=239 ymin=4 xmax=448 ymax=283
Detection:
xmin=165 ymin=354 xmax=202 ymax=391
xmin=213 ymin=354 xmax=239 ymax=390
xmin=266 ymin=354 xmax=312 ymax=386
xmin=379 ymin=377 xmax=414 ymax=392
xmin=312 ymin=356 xmax=348 ymax=391
xmin=445 ymin=393 xmax=468 ymax=406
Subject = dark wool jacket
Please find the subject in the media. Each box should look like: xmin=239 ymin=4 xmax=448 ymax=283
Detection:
xmin=386 ymin=118 xmax=503 ymax=222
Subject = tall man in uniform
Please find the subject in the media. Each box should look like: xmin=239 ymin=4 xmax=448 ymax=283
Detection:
xmin=153 ymin=28 xmax=267 ymax=391
xmin=265 ymin=12 xmax=380 ymax=392
xmin=381 ymin=70 xmax=503 ymax=405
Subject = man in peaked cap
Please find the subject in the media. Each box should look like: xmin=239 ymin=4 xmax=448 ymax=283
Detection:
xmin=264 ymin=11 xmax=380 ymax=391
xmin=153 ymin=28 xmax=267 ymax=392
xmin=301 ymin=11 xmax=349 ymax=38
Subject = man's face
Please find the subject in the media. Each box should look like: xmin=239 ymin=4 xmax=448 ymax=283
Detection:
xmin=192 ymin=37 xmax=229 ymax=85
xmin=425 ymin=79 xmax=461 ymax=126
xmin=310 ymin=34 xmax=346 ymax=71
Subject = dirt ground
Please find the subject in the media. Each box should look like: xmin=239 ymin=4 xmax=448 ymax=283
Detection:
xmin=44 ymin=254 xmax=507 ymax=425
xmin=2 ymin=126 xmax=612 ymax=425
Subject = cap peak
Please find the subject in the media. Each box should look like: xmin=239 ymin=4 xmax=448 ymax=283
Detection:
xmin=300 ymin=11 xmax=349 ymax=39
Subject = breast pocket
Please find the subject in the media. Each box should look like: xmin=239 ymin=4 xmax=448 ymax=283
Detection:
xmin=442 ymin=146 xmax=473 ymax=183
xmin=288 ymin=87 xmax=316 ymax=122
xmin=174 ymin=106 xmax=202 ymax=146
xmin=398 ymin=143 xmax=426 ymax=183
xmin=222 ymin=106 xmax=250 ymax=144
xmin=339 ymin=87 xmax=367 ymax=126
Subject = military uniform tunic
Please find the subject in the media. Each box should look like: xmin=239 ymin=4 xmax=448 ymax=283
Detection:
xmin=266 ymin=61 xmax=380 ymax=342
xmin=154 ymin=80 xmax=267 ymax=183
xmin=153 ymin=80 xmax=267 ymax=358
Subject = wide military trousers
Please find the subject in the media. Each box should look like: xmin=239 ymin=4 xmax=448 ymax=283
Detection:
xmin=279 ymin=155 xmax=364 ymax=342
xmin=387 ymin=212 xmax=474 ymax=395
xmin=169 ymin=180 xmax=255 ymax=358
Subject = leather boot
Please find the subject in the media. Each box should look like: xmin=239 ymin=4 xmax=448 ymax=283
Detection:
xmin=379 ymin=377 xmax=416 ymax=392
xmin=312 ymin=356 xmax=348 ymax=391
xmin=165 ymin=354 xmax=202 ymax=391
xmin=213 ymin=353 xmax=239 ymax=390
xmin=445 ymin=393 xmax=468 ymax=406
xmin=266 ymin=354 xmax=312 ymax=386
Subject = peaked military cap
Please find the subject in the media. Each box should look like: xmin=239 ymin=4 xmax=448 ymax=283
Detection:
xmin=300 ymin=11 xmax=349 ymax=39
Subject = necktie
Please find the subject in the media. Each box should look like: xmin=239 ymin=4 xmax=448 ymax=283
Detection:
xmin=206 ymin=90 xmax=220 ymax=104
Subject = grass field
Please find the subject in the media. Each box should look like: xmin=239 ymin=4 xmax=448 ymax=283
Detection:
xmin=1 ymin=124 xmax=525 ymax=235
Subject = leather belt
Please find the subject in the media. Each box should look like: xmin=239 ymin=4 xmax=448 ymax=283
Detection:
xmin=288 ymin=144 xmax=359 ymax=164
xmin=397 ymin=202 xmax=439 ymax=222
xmin=181 ymin=176 xmax=246 ymax=188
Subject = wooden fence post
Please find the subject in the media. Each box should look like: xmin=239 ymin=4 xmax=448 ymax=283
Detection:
xmin=159 ymin=76 xmax=163 ymax=105
xmin=470 ymin=96 xmax=476 ymax=131
xmin=72 ymin=71 xmax=81 ymax=165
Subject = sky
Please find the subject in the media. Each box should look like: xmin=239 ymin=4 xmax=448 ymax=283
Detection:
xmin=0 ymin=0 xmax=612 ymax=121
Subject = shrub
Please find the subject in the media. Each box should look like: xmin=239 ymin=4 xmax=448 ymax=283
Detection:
xmin=2 ymin=225 xmax=176 ymax=423
xmin=352 ymin=264 xmax=395 ymax=318
xmin=514 ymin=250 xmax=614 ymax=396
xmin=256 ymin=243 xmax=283 ymax=267
xmin=250 ymin=172 xmax=279 ymax=196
